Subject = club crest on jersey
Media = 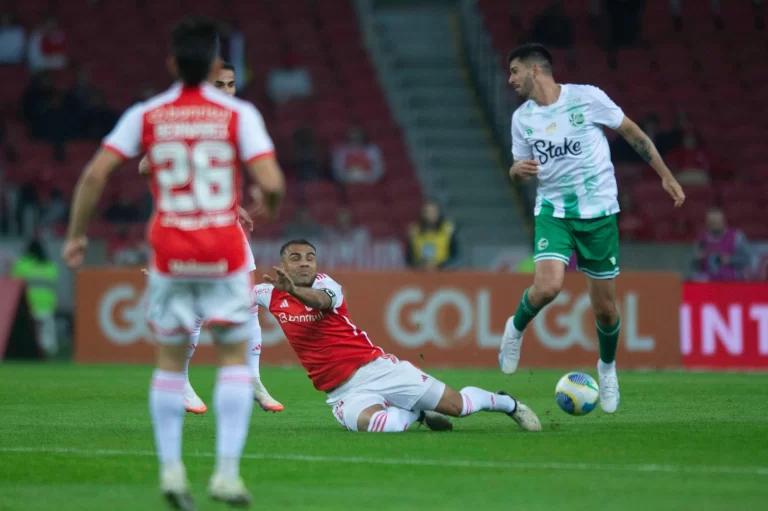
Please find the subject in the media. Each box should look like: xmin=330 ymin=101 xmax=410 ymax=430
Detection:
xmin=537 ymin=238 xmax=549 ymax=251
xmin=546 ymin=122 xmax=557 ymax=133
xmin=525 ymin=128 xmax=533 ymax=136
xmin=569 ymin=111 xmax=585 ymax=127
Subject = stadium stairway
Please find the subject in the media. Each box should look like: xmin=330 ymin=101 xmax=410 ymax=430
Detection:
xmin=356 ymin=0 xmax=528 ymax=249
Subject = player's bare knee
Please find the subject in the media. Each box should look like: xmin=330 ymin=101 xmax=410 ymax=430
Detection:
xmin=434 ymin=386 xmax=463 ymax=417
xmin=357 ymin=404 xmax=387 ymax=432
xmin=531 ymin=278 xmax=562 ymax=305
xmin=594 ymin=301 xmax=618 ymax=326
xmin=156 ymin=344 xmax=189 ymax=372
xmin=216 ymin=340 xmax=248 ymax=367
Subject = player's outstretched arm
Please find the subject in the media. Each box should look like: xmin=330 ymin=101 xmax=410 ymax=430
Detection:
xmin=263 ymin=267 xmax=334 ymax=311
xmin=63 ymin=148 xmax=123 ymax=268
xmin=615 ymin=116 xmax=686 ymax=207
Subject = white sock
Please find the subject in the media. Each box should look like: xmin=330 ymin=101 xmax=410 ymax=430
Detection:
xmin=213 ymin=366 xmax=254 ymax=478
xmin=183 ymin=318 xmax=203 ymax=378
xmin=149 ymin=369 xmax=187 ymax=472
xmin=459 ymin=387 xmax=516 ymax=416
xmin=599 ymin=360 xmax=616 ymax=373
xmin=247 ymin=313 xmax=262 ymax=379
xmin=366 ymin=408 xmax=421 ymax=433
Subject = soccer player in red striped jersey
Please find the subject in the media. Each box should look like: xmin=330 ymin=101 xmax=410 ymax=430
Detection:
xmin=139 ymin=61 xmax=284 ymax=416
xmin=255 ymin=240 xmax=543 ymax=433
xmin=63 ymin=19 xmax=285 ymax=509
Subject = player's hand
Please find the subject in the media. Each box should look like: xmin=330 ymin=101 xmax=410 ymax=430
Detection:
xmin=510 ymin=159 xmax=539 ymax=180
xmin=237 ymin=205 xmax=254 ymax=232
xmin=138 ymin=156 xmax=150 ymax=177
xmin=662 ymin=177 xmax=685 ymax=208
xmin=263 ymin=267 xmax=296 ymax=294
xmin=141 ymin=268 xmax=149 ymax=275
xmin=62 ymin=237 xmax=88 ymax=269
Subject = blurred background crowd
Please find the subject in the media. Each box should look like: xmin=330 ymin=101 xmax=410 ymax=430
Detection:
xmin=1 ymin=0 xmax=766 ymax=355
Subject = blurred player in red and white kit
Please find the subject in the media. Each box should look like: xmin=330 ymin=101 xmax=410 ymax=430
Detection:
xmin=256 ymin=240 xmax=542 ymax=433
xmin=139 ymin=62 xmax=284 ymax=416
xmin=62 ymin=19 xmax=285 ymax=510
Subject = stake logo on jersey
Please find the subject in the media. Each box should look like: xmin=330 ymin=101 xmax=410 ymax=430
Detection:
xmin=253 ymin=273 xmax=384 ymax=392
xmin=102 ymin=82 xmax=275 ymax=277
xmin=511 ymin=84 xmax=625 ymax=220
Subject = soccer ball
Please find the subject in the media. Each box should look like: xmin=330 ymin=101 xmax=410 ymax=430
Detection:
xmin=555 ymin=372 xmax=599 ymax=416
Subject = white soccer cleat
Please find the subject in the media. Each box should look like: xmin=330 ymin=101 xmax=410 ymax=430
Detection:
xmin=209 ymin=474 xmax=252 ymax=508
xmin=184 ymin=382 xmax=207 ymax=415
xmin=160 ymin=465 xmax=196 ymax=511
xmin=499 ymin=316 xmax=523 ymax=374
xmin=253 ymin=378 xmax=284 ymax=413
xmin=597 ymin=361 xmax=620 ymax=413
xmin=497 ymin=391 xmax=542 ymax=432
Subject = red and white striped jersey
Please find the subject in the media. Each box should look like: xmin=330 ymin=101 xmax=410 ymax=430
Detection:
xmin=253 ymin=273 xmax=384 ymax=391
xmin=102 ymin=82 xmax=274 ymax=278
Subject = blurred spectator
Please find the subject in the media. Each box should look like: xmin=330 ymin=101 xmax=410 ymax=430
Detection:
xmin=21 ymin=72 xmax=55 ymax=137
xmin=325 ymin=208 xmax=371 ymax=244
xmin=108 ymin=224 xmax=148 ymax=266
xmin=218 ymin=21 xmax=247 ymax=90
xmin=37 ymin=91 xmax=71 ymax=149
xmin=331 ymin=126 xmax=385 ymax=184
xmin=291 ymin=127 xmax=326 ymax=182
xmin=691 ymin=208 xmax=751 ymax=281
xmin=530 ymin=0 xmax=574 ymax=48
xmin=666 ymin=130 xmax=714 ymax=184
xmin=0 ymin=12 xmax=26 ymax=64
xmin=12 ymin=238 xmax=59 ymax=355
xmin=604 ymin=0 xmax=645 ymax=48
xmin=266 ymin=49 xmax=313 ymax=105
xmin=27 ymin=17 xmax=68 ymax=72
xmin=37 ymin=188 xmax=68 ymax=229
xmin=103 ymin=191 xmax=141 ymax=223
xmin=406 ymin=200 xmax=459 ymax=270
xmin=617 ymin=191 xmax=651 ymax=240
xmin=83 ymin=91 xmax=119 ymax=140
xmin=281 ymin=206 xmax=326 ymax=241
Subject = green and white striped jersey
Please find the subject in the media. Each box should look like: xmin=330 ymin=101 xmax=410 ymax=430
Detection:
xmin=511 ymin=84 xmax=625 ymax=219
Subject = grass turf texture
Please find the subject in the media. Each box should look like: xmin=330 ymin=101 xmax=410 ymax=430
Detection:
xmin=1 ymin=364 xmax=767 ymax=511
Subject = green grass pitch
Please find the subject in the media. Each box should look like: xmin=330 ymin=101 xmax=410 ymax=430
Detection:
xmin=1 ymin=364 xmax=767 ymax=510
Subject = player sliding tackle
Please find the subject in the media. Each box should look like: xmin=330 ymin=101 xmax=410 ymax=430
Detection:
xmin=138 ymin=62 xmax=283 ymax=415
xmin=63 ymin=18 xmax=286 ymax=510
xmin=256 ymin=240 xmax=542 ymax=433
xmin=500 ymin=44 xmax=686 ymax=413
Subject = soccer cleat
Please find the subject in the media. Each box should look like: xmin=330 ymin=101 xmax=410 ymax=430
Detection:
xmin=160 ymin=465 xmax=196 ymax=511
xmin=417 ymin=410 xmax=454 ymax=431
xmin=597 ymin=361 xmax=620 ymax=413
xmin=253 ymin=378 xmax=284 ymax=412
xmin=499 ymin=316 xmax=523 ymax=375
xmin=209 ymin=474 xmax=252 ymax=508
xmin=184 ymin=383 xmax=207 ymax=415
xmin=497 ymin=391 xmax=542 ymax=432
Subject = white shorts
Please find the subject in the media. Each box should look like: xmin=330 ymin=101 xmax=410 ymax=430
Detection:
xmin=325 ymin=356 xmax=446 ymax=431
xmin=145 ymin=271 xmax=252 ymax=344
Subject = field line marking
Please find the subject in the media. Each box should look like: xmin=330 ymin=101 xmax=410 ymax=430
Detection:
xmin=1 ymin=446 xmax=767 ymax=477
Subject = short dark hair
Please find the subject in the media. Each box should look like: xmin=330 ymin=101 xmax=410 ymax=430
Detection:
xmin=170 ymin=18 xmax=219 ymax=86
xmin=279 ymin=239 xmax=317 ymax=257
xmin=220 ymin=61 xmax=235 ymax=73
xmin=507 ymin=43 xmax=553 ymax=74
